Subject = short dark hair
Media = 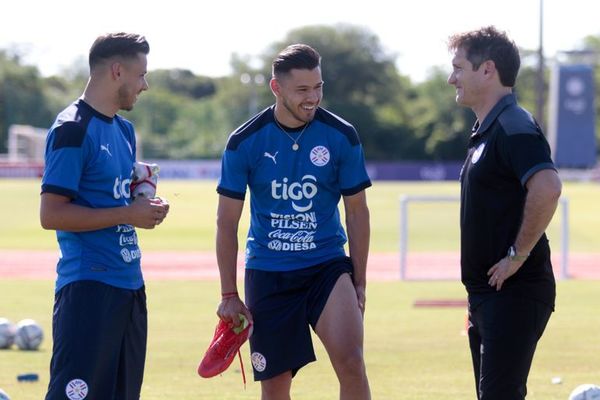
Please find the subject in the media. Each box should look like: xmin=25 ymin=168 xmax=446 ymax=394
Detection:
xmin=272 ymin=44 xmax=321 ymax=78
xmin=89 ymin=32 xmax=150 ymax=70
xmin=448 ymin=26 xmax=520 ymax=87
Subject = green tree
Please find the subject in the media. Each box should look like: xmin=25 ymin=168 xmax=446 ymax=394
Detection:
xmin=128 ymin=73 xmax=233 ymax=159
xmin=409 ymin=68 xmax=473 ymax=160
xmin=255 ymin=24 xmax=415 ymax=160
xmin=128 ymin=86 xmax=188 ymax=159
xmin=1 ymin=26 xmax=576 ymax=162
xmin=149 ymin=69 xmax=216 ymax=99
xmin=0 ymin=51 xmax=56 ymax=153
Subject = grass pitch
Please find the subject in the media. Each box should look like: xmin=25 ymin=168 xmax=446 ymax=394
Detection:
xmin=1 ymin=178 xmax=599 ymax=252
xmin=1 ymin=178 xmax=599 ymax=398
xmin=1 ymin=279 xmax=599 ymax=399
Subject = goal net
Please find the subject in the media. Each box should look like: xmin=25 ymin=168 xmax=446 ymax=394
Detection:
xmin=7 ymin=124 xmax=47 ymax=163
xmin=398 ymin=195 xmax=569 ymax=280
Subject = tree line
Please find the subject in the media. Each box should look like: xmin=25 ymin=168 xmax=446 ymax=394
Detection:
xmin=1 ymin=25 xmax=598 ymax=161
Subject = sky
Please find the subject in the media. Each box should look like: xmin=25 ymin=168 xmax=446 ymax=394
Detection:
xmin=1 ymin=0 xmax=599 ymax=82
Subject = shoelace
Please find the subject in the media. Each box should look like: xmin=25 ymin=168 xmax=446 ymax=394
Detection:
xmin=238 ymin=348 xmax=246 ymax=388
xmin=211 ymin=324 xmax=247 ymax=388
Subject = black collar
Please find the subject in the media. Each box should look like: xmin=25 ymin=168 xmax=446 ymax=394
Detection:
xmin=471 ymin=93 xmax=516 ymax=138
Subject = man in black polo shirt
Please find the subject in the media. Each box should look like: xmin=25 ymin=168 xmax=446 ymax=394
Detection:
xmin=447 ymin=26 xmax=562 ymax=400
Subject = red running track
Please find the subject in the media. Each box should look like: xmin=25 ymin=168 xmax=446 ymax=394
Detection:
xmin=0 ymin=251 xmax=597 ymax=281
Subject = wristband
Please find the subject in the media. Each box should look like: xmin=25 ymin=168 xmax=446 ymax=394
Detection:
xmin=221 ymin=291 xmax=239 ymax=299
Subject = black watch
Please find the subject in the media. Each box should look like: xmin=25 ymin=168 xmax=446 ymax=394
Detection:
xmin=507 ymin=245 xmax=529 ymax=262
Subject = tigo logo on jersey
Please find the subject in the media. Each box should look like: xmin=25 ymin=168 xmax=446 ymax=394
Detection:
xmin=271 ymin=175 xmax=317 ymax=212
xmin=113 ymin=176 xmax=132 ymax=199
xmin=310 ymin=146 xmax=330 ymax=166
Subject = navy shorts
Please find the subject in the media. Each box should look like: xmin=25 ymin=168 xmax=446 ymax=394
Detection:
xmin=45 ymin=280 xmax=147 ymax=400
xmin=245 ymin=256 xmax=354 ymax=381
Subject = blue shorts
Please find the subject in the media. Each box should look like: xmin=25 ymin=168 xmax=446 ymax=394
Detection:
xmin=45 ymin=280 xmax=147 ymax=400
xmin=245 ymin=256 xmax=354 ymax=381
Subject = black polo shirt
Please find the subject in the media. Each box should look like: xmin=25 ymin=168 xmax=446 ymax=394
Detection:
xmin=460 ymin=93 xmax=556 ymax=308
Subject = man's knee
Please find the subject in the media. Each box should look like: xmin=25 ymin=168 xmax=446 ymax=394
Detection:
xmin=261 ymin=371 xmax=292 ymax=399
xmin=332 ymin=349 xmax=367 ymax=379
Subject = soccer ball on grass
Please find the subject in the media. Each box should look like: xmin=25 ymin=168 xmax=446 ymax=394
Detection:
xmin=569 ymin=384 xmax=600 ymax=400
xmin=0 ymin=388 xmax=10 ymax=400
xmin=0 ymin=318 xmax=16 ymax=349
xmin=14 ymin=319 xmax=43 ymax=350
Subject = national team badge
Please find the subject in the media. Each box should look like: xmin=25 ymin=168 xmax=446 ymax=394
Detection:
xmin=65 ymin=379 xmax=88 ymax=400
xmin=471 ymin=142 xmax=486 ymax=164
xmin=310 ymin=146 xmax=330 ymax=166
xmin=251 ymin=352 xmax=267 ymax=372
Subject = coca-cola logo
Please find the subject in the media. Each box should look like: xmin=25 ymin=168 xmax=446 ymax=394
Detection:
xmin=268 ymin=230 xmax=315 ymax=243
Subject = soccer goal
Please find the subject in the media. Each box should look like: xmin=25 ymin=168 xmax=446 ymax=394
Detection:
xmin=398 ymin=195 xmax=570 ymax=280
xmin=7 ymin=124 xmax=47 ymax=163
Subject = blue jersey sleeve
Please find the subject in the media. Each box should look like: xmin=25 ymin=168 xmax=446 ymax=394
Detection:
xmin=338 ymin=141 xmax=372 ymax=196
xmin=42 ymin=122 xmax=92 ymax=199
xmin=217 ymin=147 xmax=249 ymax=200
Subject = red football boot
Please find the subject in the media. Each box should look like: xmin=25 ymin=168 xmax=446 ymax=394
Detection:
xmin=198 ymin=315 xmax=252 ymax=383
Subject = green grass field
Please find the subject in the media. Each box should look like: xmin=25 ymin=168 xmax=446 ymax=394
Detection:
xmin=1 ymin=279 xmax=600 ymax=399
xmin=1 ymin=178 xmax=599 ymax=399
xmin=1 ymin=178 xmax=599 ymax=252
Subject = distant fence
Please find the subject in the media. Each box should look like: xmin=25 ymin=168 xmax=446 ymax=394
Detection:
xmin=3 ymin=160 xmax=599 ymax=182
xmin=366 ymin=161 xmax=462 ymax=181
xmin=0 ymin=161 xmax=44 ymax=178
xmin=0 ymin=160 xmax=463 ymax=181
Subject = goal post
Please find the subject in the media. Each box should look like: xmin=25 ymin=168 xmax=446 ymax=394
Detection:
xmin=398 ymin=195 xmax=570 ymax=280
xmin=7 ymin=124 xmax=47 ymax=163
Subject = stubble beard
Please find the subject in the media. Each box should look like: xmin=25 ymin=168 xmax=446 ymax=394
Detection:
xmin=281 ymin=97 xmax=315 ymax=126
xmin=118 ymin=84 xmax=136 ymax=112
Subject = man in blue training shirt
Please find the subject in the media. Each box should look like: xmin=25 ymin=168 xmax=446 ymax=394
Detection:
xmin=40 ymin=33 xmax=169 ymax=400
xmin=216 ymin=44 xmax=372 ymax=399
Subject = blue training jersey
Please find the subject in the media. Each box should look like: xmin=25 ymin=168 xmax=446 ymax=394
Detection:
xmin=41 ymin=99 xmax=143 ymax=292
xmin=217 ymin=106 xmax=372 ymax=271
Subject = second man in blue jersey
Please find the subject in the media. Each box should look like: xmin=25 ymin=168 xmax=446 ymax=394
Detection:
xmin=41 ymin=33 xmax=170 ymax=400
xmin=216 ymin=44 xmax=372 ymax=399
